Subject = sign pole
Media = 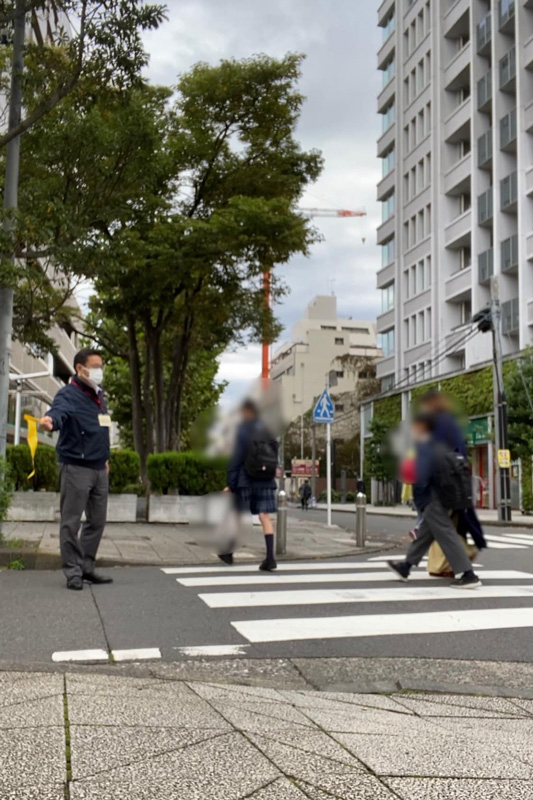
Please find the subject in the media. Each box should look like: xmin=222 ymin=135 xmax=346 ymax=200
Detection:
xmin=326 ymin=420 xmax=332 ymax=527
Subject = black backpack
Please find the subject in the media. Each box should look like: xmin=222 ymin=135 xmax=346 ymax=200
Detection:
xmin=434 ymin=447 xmax=473 ymax=511
xmin=244 ymin=422 xmax=279 ymax=481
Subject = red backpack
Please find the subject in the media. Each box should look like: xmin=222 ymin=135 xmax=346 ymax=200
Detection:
xmin=400 ymin=453 xmax=417 ymax=485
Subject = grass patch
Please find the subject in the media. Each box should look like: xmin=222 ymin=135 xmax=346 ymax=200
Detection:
xmin=7 ymin=558 xmax=25 ymax=570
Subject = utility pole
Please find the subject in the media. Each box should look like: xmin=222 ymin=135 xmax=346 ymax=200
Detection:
xmin=311 ymin=422 xmax=316 ymax=499
xmin=0 ymin=1 xmax=26 ymax=463
xmin=491 ymin=278 xmax=512 ymax=522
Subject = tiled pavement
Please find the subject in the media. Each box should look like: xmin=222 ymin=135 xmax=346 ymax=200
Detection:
xmin=3 ymin=669 xmax=533 ymax=799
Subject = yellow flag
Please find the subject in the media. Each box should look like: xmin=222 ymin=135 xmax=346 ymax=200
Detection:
xmin=24 ymin=414 xmax=39 ymax=479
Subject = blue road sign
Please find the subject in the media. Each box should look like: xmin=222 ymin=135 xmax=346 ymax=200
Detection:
xmin=313 ymin=389 xmax=334 ymax=424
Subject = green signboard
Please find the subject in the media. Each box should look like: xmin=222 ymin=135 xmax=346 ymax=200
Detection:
xmin=466 ymin=416 xmax=490 ymax=446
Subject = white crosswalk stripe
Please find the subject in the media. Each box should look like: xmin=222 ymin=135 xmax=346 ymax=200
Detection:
xmin=161 ymin=559 xmax=533 ymax=649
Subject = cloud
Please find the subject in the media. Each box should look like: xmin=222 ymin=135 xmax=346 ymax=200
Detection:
xmin=143 ymin=0 xmax=381 ymax=402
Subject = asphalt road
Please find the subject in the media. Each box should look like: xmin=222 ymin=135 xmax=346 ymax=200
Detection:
xmin=4 ymin=523 xmax=533 ymax=666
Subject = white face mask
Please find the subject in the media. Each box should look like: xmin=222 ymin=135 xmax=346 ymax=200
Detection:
xmin=82 ymin=367 xmax=104 ymax=389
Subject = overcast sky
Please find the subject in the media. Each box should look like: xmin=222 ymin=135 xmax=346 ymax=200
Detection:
xmin=143 ymin=0 xmax=382 ymax=406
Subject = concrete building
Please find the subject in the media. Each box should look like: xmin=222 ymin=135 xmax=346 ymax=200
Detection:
xmin=377 ymin=0 xmax=533 ymax=390
xmin=271 ymin=295 xmax=380 ymax=422
xmin=371 ymin=0 xmax=533 ymax=507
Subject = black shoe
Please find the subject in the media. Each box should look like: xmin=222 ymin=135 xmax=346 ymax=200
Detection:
xmin=82 ymin=572 xmax=113 ymax=585
xmin=450 ymin=573 xmax=482 ymax=589
xmin=387 ymin=561 xmax=411 ymax=582
xmin=259 ymin=558 xmax=277 ymax=572
xmin=67 ymin=577 xmax=83 ymax=591
xmin=217 ymin=554 xmax=234 ymax=566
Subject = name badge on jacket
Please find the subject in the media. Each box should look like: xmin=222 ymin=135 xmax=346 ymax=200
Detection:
xmin=98 ymin=414 xmax=112 ymax=428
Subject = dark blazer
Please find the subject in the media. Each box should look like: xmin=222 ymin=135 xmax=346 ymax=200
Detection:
xmin=46 ymin=378 xmax=110 ymax=470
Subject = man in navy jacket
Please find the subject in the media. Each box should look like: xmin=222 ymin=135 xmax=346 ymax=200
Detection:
xmin=40 ymin=349 xmax=113 ymax=590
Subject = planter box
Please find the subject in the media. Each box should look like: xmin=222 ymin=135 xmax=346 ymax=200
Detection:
xmin=107 ymin=494 xmax=137 ymax=523
xmin=148 ymin=495 xmax=202 ymax=524
xmin=7 ymin=491 xmax=59 ymax=522
xmin=7 ymin=491 xmax=138 ymax=523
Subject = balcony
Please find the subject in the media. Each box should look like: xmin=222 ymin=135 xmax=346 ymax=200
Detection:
xmin=445 ymin=210 xmax=472 ymax=248
xmin=478 ymin=248 xmax=494 ymax=284
xmin=444 ymin=154 xmax=471 ymax=195
xmin=477 ymin=12 xmax=492 ymax=57
xmin=445 ymin=266 xmax=472 ymax=301
xmin=378 ymin=0 xmax=394 ymax=28
xmin=501 ymin=171 xmax=518 ymax=213
xmin=525 ymin=34 xmax=533 ymax=71
xmin=377 ymin=308 xmax=395 ymax=334
xmin=527 ymin=167 xmax=533 ymax=196
xmin=378 ymin=77 xmax=396 ymax=114
xmin=377 ymin=169 xmax=395 ymax=201
xmin=445 ymin=325 xmax=470 ymax=356
xmin=500 ymin=107 xmax=517 ymax=151
xmin=526 ymin=100 xmax=533 ymax=133
xmin=376 ymin=261 xmax=395 ymax=290
xmin=444 ymin=43 xmax=471 ymax=91
xmin=502 ymin=298 xmax=519 ymax=336
xmin=528 ymin=233 xmax=533 ymax=261
xmin=378 ymin=27 xmax=395 ymax=70
xmin=444 ymin=98 xmax=471 ymax=143
xmin=501 ymin=234 xmax=518 ymax=274
xmin=377 ymin=124 xmax=395 ymax=158
xmin=499 ymin=0 xmax=515 ymax=33
xmin=376 ymin=355 xmax=395 ymax=380
xmin=377 ymin=215 xmax=395 ymax=245
xmin=477 ymin=70 xmax=492 ymax=113
xmin=500 ymin=47 xmax=517 ymax=93
xmin=478 ymin=130 xmax=493 ymax=169
xmin=528 ymin=300 xmax=533 ymax=326
xmin=478 ymin=188 xmax=493 ymax=227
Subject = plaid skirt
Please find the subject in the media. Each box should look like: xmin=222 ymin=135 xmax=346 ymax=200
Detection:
xmin=235 ymin=484 xmax=277 ymax=515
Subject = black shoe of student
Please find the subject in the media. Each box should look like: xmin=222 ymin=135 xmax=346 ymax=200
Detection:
xmin=82 ymin=572 xmax=113 ymax=585
xmin=218 ymin=553 xmax=234 ymax=566
xmin=259 ymin=558 xmax=278 ymax=572
xmin=67 ymin=577 xmax=83 ymax=591
xmin=386 ymin=561 xmax=411 ymax=582
xmin=450 ymin=573 xmax=482 ymax=589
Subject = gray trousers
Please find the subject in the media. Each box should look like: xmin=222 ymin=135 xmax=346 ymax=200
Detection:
xmin=406 ymin=496 xmax=471 ymax=576
xmin=59 ymin=463 xmax=108 ymax=580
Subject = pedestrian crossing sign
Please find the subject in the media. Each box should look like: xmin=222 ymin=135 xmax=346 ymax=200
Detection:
xmin=313 ymin=389 xmax=334 ymax=424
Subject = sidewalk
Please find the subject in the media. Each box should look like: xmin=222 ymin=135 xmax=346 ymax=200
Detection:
xmin=5 ymin=666 xmax=533 ymax=799
xmin=317 ymin=502 xmax=533 ymax=527
xmin=0 ymin=516 xmax=384 ymax=569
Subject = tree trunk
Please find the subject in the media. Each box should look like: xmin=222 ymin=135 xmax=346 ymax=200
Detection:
xmin=143 ymin=337 xmax=154 ymax=458
xmin=145 ymin=322 xmax=166 ymax=452
xmin=166 ymin=309 xmax=194 ymax=451
xmin=127 ymin=316 xmax=146 ymax=478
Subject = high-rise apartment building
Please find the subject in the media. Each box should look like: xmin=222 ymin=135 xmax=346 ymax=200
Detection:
xmin=376 ymin=0 xmax=530 ymax=394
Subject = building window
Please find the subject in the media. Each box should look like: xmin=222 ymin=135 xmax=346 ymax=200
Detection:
xmin=381 ymin=282 xmax=395 ymax=312
xmin=381 ymin=237 xmax=395 ymax=267
xmin=382 ymin=56 xmax=395 ymax=87
xmin=382 ymin=192 xmax=395 ymax=222
xmin=459 ymin=247 xmax=472 ymax=270
xmin=379 ymin=328 xmax=395 ymax=357
xmin=382 ymin=11 xmax=395 ymax=41
xmin=335 ymin=337 xmax=344 ymax=346
xmin=381 ymin=375 xmax=395 ymax=392
xmin=335 ymin=404 xmax=344 ymax=413
xmin=362 ymin=404 xmax=373 ymax=435
xmin=336 ymin=371 xmax=345 ymax=379
xmin=382 ymin=147 xmax=395 ymax=177
xmin=460 ymin=300 xmax=472 ymax=326
xmin=382 ymin=101 xmax=395 ymax=133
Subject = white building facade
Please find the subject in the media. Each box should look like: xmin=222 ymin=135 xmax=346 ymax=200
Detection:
xmin=271 ymin=295 xmax=380 ymax=422
xmin=376 ymin=0 xmax=532 ymax=392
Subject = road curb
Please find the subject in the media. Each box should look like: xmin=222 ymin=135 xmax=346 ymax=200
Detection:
xmin=2 ymin=656 xmax=533 ymax=700
xmin=316 ymin=506 xmax=533 ymax=528
xmin=0 ymin=542 xmax=397 ymax=571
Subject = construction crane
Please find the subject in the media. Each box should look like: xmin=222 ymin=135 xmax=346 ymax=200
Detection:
xmin=261 ymin=207 xmax=368 ymax=379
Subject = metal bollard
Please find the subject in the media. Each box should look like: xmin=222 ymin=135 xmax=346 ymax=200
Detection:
xmin=276 ymin=490 xmax=288 ymax=556
xmin=355 ymin=492 xmax=367 ymax=548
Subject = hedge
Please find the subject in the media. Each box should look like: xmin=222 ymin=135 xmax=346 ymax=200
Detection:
xmin=147 ymin=452 xmax=228 ymax=495
xmin=6 ymin=444 xmax=58 ymax=491
xmin=109 ymin=449 xmax=141 ymax=494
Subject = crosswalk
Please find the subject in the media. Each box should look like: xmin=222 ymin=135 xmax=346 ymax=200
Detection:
xmin=162 ymin=557 xmax=533 ymax=649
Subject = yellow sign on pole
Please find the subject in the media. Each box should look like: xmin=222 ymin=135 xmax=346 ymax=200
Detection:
xmin=498 ymin=449 xmax=511 ymax=469
xmin=24 ymin=414 xmax=39 ymax=478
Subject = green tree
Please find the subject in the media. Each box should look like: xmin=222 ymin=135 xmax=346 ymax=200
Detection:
xmin=506 ymin=351 xmax=533 ymax=512
xmin=84 ymin=54 xmax=323 ymax=465
xmin=366 ymin=418 xmax=396 ymax=505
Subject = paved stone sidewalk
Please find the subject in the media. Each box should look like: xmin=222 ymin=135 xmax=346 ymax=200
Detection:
xmin=4 ymin=668 xmax=533 ymax=799
xmin=1 ymin=516 xmax=380 ymax=568
xmin=318 ymin=502 xmax=533 ymax=527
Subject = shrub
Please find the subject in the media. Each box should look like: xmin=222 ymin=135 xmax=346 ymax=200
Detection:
xmin=147 ymin=452 xmax=228 ymax=496
xmin=346 ymin=491 xmax=356 ymax=503
xmin=0 ymin=457 xmax=14 ymax=523
xmin=109 ymin=450 xmax=141 ymax=494
xmin=6 ymin=444 xmax=58 ymax=491
xmin=318 ymin=489 xmax=341 ymax=503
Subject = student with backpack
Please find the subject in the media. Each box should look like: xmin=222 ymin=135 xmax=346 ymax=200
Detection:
xmin=388 ymin=412 xmax=481 ymax=589
xmin=222 ymin=399 xmax=279 ymax=571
